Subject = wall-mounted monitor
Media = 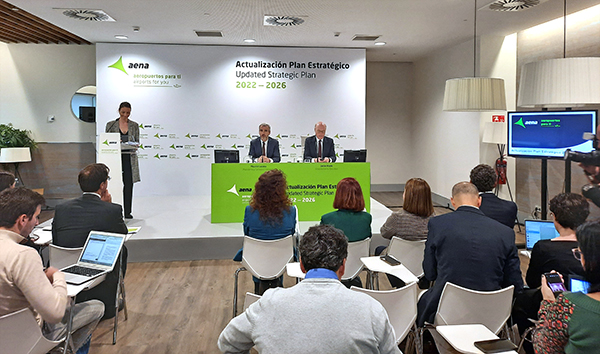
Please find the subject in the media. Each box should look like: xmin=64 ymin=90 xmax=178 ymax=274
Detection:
xmin=79 ymin=106 xmax=96 ymax=123
xmin=507 ymin=110 xmax=597 ymax=159
xmin=214 ymin=149 xmax=239 ymax=163
xmin=343 ymin=149 xmax=367 ymax=162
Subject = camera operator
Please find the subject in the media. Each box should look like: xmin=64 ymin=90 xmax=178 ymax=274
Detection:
xmin=567 ymin=129 xmax=600 ymax=208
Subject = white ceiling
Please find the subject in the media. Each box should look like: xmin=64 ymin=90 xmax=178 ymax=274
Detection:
xmin=7 ymin=0 xmax=600 ymax=62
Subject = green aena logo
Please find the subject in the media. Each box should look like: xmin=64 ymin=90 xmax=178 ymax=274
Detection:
xmin=108 ymin=56 xmax=150 ymax=75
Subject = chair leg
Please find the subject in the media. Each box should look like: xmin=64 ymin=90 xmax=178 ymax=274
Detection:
xmin=113 ymin=261 xmax=124 ymax=345
xmin=518 ymin=326 xmax=535 ymax=353
xmin=233 ymin=267 xmax=246 ymax=318
xmin=121 ymin=278 xmax=128 ymax=321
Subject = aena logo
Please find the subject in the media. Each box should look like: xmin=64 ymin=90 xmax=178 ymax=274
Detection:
xmin=108 ymin=56 xmax=150 ymax=75
xmin=514 ymin=118 xmax=538 ymax=128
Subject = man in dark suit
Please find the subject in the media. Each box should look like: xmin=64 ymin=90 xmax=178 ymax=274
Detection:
xmin=248 ymin=123 xmax=280 ymax=163
xmin=417 ymin=182 xmax=523 ymax=326
xmin=52 ymin=163 xmax=128 ymax=319
xmin=470 ymin=164 xmax=518 ymax=229
xmin=303 ymin=121 xmax=336 ymax=162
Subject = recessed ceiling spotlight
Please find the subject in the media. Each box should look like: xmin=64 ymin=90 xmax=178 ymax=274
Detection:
xmin=244 ymin=39 xmax=256 ymax=43
xmin=374 ymin=42 xmax=386 ymax=46
xmin=114 ymin=35 xmax=128 ymax=40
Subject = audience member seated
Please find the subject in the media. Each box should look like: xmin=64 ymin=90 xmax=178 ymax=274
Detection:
xmin=513 ymin=193 xmax=589 ymax=353
xmin=321 ymin=177 xmax=371 ymax=242
xmin=470 ymin=164 xmax=517 ymax=229
xmin=533 ymin=220 xmax=600 ymax=354
xmin=417 ymin=182 xmax=523 ymax=326
xmin=380 ymin=177 xmax=434 ymax=242
xmin=0 ymin=187 xmax=104 ymax=354
xmin=234 ymin=169 xmax=297 ymax=295
xmin=0 ymin=171 xmax=15 ymax=191
xmin=526 ymin=193 xmax=588 ymax=289
xmin=219 ymin=225 xmax=400 ymax=354
xmin=52 ymin=163 xmax=128 ymax=320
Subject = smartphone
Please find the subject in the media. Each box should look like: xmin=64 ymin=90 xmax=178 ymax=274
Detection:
xmin=380 ymin=254 xmax=401 ymax=266
xmin=544 ymin=272 xmax=567 ymax=296
xmin=474 ymin=338 xmax=517 ymax=353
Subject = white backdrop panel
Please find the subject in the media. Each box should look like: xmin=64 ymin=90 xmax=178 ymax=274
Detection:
xmin=96 ymin=44 xmax=365 ymax=196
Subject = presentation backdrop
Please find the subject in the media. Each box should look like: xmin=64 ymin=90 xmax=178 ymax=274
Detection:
xmin=96 ymin=44 xmax=366 ymax=196
xmin=211 ymin=163 xmax=371 ymax=223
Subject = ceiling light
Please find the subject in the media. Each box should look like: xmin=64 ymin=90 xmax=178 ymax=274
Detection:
xmin=443 ymin=0 xmax=507 ymax=111
xmin=374 ymin=42 xmax=386 ymax=46
xmin=244 ymin=39 xmax=256 ymax=43
xmin=114 ymin=35 xmax=128 ymax=40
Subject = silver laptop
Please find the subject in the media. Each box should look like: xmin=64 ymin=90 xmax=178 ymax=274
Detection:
xmin=524 ymin=219 xmax=559 ymax=251
xmin=61 ymin=231 xmax=126 ymax=285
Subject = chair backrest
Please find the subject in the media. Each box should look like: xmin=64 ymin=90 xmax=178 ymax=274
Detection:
xmin=387 ymin=237 xmax=426 ymax=277
xmin=342 ymin=237 xmax=371 ymax=281
xmin=241 ymin=235 xmax=294 ymax=280
xmin=0 ymin=308 xmax=63 ymax=354
xmin=48 ymin=244 xmax=83 ymax=270
xmin=434 ymin=282 xmax=515 ymax=334
xmin=243 ymin=292 xmax=261 ymax=312
xmin=351 ymin=282 xmax=418 ymax=344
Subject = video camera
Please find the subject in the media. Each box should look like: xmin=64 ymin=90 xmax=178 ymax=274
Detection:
xmin=564 ymin=132 xmax=600 ymax=166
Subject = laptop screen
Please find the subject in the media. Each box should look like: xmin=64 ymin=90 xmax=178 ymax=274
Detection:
xmin=569 ymin=275 xmax=591 ymax=294
xmin=79 ymin=233 xmax=124 ymax=267
xmin=525 ymin=219 xmax=559 ymax=249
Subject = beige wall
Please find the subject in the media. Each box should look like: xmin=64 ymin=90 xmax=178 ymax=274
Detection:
xmin=366 ymin=62 xmax=414 ymax=186
xmin=0 ymin=43 xmax=96 ymax=142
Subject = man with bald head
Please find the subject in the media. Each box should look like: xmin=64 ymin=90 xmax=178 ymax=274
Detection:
xmin=303 ymin=122 xmax=336 ymax=162
xmin=416 ymin=182 xmax=523 ymax=326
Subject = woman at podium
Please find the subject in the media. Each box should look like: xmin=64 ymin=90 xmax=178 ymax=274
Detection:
xmin=105 ymin=101 xmax=140 ymax=219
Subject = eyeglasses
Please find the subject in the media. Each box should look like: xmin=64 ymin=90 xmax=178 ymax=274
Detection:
xmin=572 ymin=248 xmax=582 ymax=261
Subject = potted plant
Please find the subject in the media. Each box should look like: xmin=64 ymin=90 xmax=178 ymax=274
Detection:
xmin=0 ymin=124 xmax=35 ymax=172
xmin=0 ymin=124 xmax=37 ymax=149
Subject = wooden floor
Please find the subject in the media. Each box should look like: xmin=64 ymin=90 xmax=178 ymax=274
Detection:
xmin=81 ymin=192 xmax=529 ymax=354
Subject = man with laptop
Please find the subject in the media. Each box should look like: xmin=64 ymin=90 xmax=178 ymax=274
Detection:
xmin=52 ymin=163 xmax=128 ymax=319
xmin=0 ymin=187 xmax=104 ymax=354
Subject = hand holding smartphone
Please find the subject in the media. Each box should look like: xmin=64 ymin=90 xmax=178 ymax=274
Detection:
xmin=543 ymin=272 xmax=567 ymax=298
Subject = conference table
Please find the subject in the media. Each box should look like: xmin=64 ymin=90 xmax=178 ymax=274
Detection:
xmin=211 ymin=162 xmax=371 ymax=223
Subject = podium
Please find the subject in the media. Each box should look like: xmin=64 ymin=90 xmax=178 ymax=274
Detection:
xmin=97 ymin=133 xmax=124 ymax=209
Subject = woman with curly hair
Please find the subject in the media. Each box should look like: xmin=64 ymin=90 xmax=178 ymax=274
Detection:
xmin=234 ymin=169 xmax=297 ymax=294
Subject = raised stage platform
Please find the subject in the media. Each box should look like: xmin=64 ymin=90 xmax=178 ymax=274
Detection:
xmin=124 ymin=196 xmax=393 ymax=262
